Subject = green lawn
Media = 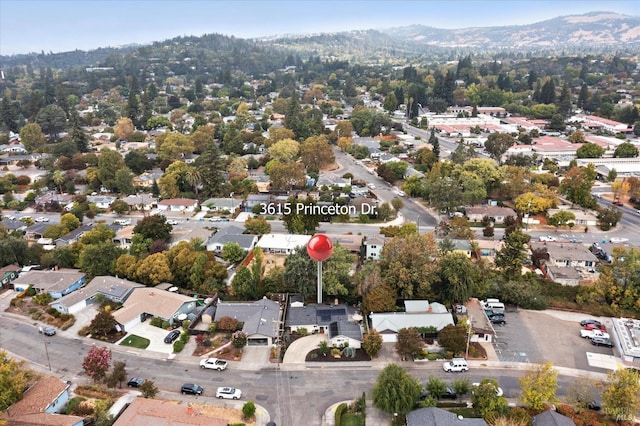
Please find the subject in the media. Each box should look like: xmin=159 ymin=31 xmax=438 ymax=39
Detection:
xmin=119 ymin=334 xmax=150 ymax=349
xmin=340 ymin=413 xmax=365 ymax=426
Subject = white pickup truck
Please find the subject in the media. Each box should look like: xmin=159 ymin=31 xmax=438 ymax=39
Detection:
xmin=199 ymin=357 xmax=228 ymax=371
xmin=580 ymin=329 xmax=610 ymax=340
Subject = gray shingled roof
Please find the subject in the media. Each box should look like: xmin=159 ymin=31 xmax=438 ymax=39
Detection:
xmin=532 ymin=410 xmax=575 ymax=426
xmin=328 ymin=320 xmax=362 ymax=342
xmin=407 ymin=407 xmax=487 ymax=425
xmin=214 ymin=298 xmax=280 ymax=338
xmin=286 ymin=304 xmax=349 ymax=327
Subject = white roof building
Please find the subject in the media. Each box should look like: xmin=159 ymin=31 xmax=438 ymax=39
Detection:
xmin=256 ymin=233 xmax=311 ymax=255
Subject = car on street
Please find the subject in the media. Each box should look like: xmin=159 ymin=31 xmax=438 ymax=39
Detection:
xmin=443 ymin=358 xmax=469 ymax=372
xmin=166 ymin=219 xmax=179 ymax=225
xmin=39 ymin=327 xmax=56 ymax=336
xmin=490 ymin=314 xmax=506 ymax=325
xmin=114 ymin=219 xmax=131 ymax=225
xmin=216 ymin=386 xmax=242 ymax=399
xmin=538 ymin=235 xmax=558 ymax=242
xmin=127 ymin=377 xmax=145 ymax=387
xmin=35 ymin=217 xmax=49 ymax=222
xmin=367 ymin=183 xmax=376 ymax=189
xmin=610 ymin=237 xmax=629 ymax=244
xmin=580 ymin=319 xmax=602 ymax=327
xmin=208 ymin=216 xmax=221 ymax=222
xmin=200 ymin=358 xmax=228 ymax=371
xmin=181 ymin=383 xmax=203 ymax=395
xmin=164 ymin=329 xmax=181 ymax=344
xmin=591 ymin=337 xmax=614 ymax=348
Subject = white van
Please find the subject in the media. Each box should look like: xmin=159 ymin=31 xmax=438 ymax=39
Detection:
xmin=443 ymin=358 xmax=469 ymax=372
xmin=481 ymin=298 xmax=500 ymax=308
xmin=486 ymin=302 xmax=505 ymax=313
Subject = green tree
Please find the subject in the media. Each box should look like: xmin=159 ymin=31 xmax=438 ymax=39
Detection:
xmin=79 ymin=242 xmax=121 ymax=276
xmin=484 ymin=133 xmax=515 ymax=163
xmin=282 ymin=196 xmax=321 ymax=234
xmin=436 ymin=252 xmax=480 ymax=305
xmin=395 ymin=328 xmax=423 ymax=361
xmin=97 ymin=148 xmax=126 ymax=191
xmin=19 ymin=123 xmax=46 ymax=152
xmin=283 ymin=247 xmax=317 ymax=300
xmin=383 ymin=92 xmax=398 ymax=113
xmin=576 ymin=142 xmax=605 ymax=158
xmin=559 ymin=164 xmax=597 ymax=208
xmin=614 ymin=142 xmax=639 ymax=158
xmin=194 ymin=140 xmax=225 ymax=197
xmin=602 ymin=368 xmax=640 ymax=420
xmin=231 ymin=266 xmax=254 ymax=299
xmin=0 ymin=350 xmax=33 ymax=411
xmin=322 ymin=244 xmax=354 ymax=297
xmin=82 ymin=346 xmax=112 ymax=383
xmin=244 ymin=216 xmax=271 ymax=235
xmin=110 ymin=199 xmax=130 ymax=215
xmin=426 ymin=376 xmax=448 ymax=399
xmin=362 ymin=330 xmax=383 ymax=358
xmin=106 ymin=360 xmax=127 ymax=389
xmin=372 ymin=364 xmax=421 ymax=416
xmin=69 ymin=109 xmax=89 ymax=152
xmin=428 ymin=128 xmax=440 ymax=158
xmin=221 ymin=242 xmax=245 ymax=263
xmin=438 ymin=324 xmax=467 ymax=356
xmin=472 ymin=378 xmax=509 ymax=418
xmin=495 ymin=229 xmax=530 ymax=278
xmin=547 ymin=210 xmax=576 ymax=230
xmin=140 ymin=380 xmax=159 ymax=398
xmin=134 ymin=215 xmax=172 ymax=243
xmin=518 ymin=361 xmax=558 ymax=410
xmin=136 ymin=252 xmax=173 ymax=286
xmin=36 ymin=104 xmax=67 ymax=138
xmin=300 ymin=135 xmax=334 ymax=171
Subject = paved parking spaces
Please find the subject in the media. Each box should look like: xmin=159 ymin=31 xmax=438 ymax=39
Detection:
xmin=493 ymin=309 xmax=544 ymax=364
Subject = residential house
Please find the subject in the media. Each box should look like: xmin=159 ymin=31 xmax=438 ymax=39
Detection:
xmin=547 ymin=207 xmax=598 ymax=227
xmin=531 ymin=410 xmax=575 ymax=426
xmin=132 ymin=170 xmax=163 ymax=188
xmin=0 ymin=264 xmax=21 ymax=288
xmin=474 ymin=240 xmax=504 ymax=263
xmin=87 ymin=195 xmax=117 ymax=209
xmin=1 ymin=219 xmax=27 ymax=234
xmin=213 ymin=298 xmax=280 ymax=345
xmin=34 ymin=193 xmax=74 ymax=211
xmin=49 ymin=276 xmax=143 ymax=315
xmin=316 ymin=172 xmax=351 ymax=189
xmin=328 ymin=320 xmax=363 ymax=349
xmin=202 ymin=197 xmax=243 ymax=213
xmin=2 ymin=377 xmax=84 ymax=426
xmin=112 ymin=287 xmax=197 ymax=332
xmin=11 ymin=269 xmax=86 ymax=298
xmin=363 ymin=236 xmax=386 ymax=260
xmin=256 ymin=233 xmax=311 ymax=255
xmin=324 ymin=234 xmax=364 ymax=253
xmin=545 ymin=265 xmax=583 ymax=286
xmin=369 ymin=300 xmax=454 ymax=342
xmin=529 ymin=241 xmax=598 ymax=269
xmin=113 ymin=225 xmax=136 ymax=249
xmin=25 ymin=223 xmax=51 ymax=241
xmin=157 ymin=198 xmax=198 ymax=212
xmin=113 ymin=398 xmax=230 ymax=426
xmin=0 ymin=143 xmax=27 ymax=153
xmin=206 ymin=225 xmax=258 ymax=253
xmin=248 ymin=175 xmax=271 ymax=193
xmin=407 ymin=407 xmax=487 ymax=426
xmin=121 ymin=193 xmax=158 ymax=211
xmin=246 ymin=194 xmax=271 ymax=211
xmin=465 ymin=206 xmax=517 ymax=224
xmin=286 ymin=304 xmax=357 ymax=338
xmin=55 ymin=224 xmax=95 ymax=247
xmin=448 ymin=239 xmax=472 ymax=258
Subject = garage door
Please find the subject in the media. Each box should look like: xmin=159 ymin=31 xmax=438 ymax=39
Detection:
xmin=381 ymin=333 xmax=396 ymax=343
xmin=248 ymin=338 xmax=269 ymax=345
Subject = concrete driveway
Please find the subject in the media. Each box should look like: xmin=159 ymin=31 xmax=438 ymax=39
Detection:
xmin=117 ymin=322 xmax=174 ymax=355
xmin=282 ymin=334 xmax=327 ymax=364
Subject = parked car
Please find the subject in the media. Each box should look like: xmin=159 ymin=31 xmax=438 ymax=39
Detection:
xmin=610 ymin=237 xmax=629 ymax=244
xmin=200 ymin=358 xmax=228 ymax=371
xmin=216 ymin=386 xmax=242 ymax=399
xmin=538 ymin=235 xmax=557 ymax=242
xmin=39 ymin=327 xmax=56 ymax=336
xmin=443 ymin=358 xmax=469 ymax=372
xmin=591 ymin=337 xmax=614 ymax=348
xmin=580 ymin=319 xmax=602 ymax=327
xmin=490 ymin=314 xmax=506 ymax=325
xmin=367 ymin=183 xmax=376 ymax=189
xmin=164 ymin=329 xmax=181 ymax=344
xmin=580 ymin=329 xmax=610 ymax=340
xmin=127 ymin=377 xmax=145 ymax=388
xmin=114 ymin=219 xmax=132 ymax=226
xmin=584 ymin=323 xmax=605 ymax=331
xmin=208 ymin=216 xmax=221 ymax=222
xmin=181 ymin=383 xmax=203 ymax=395
xmin=166 ymin=219 xmax=179 ymax=225
xmin=35 ymin=217 xmax=49 ymax=222
xmin=422 ymin=386 xmax=457 ymax=400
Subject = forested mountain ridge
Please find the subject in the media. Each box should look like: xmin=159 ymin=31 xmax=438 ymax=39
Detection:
xmin=1 ymin=12 xmax=637 ymax=71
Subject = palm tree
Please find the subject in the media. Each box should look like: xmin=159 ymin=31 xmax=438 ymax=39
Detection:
xmin=184 ymin=167 xmax=202 ymax=199
xmin=52 ymin=170 xmax=66 ymax=194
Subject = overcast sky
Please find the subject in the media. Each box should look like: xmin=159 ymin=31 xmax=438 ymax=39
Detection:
xmin=1 ymin=0 xmax=638 ymax=55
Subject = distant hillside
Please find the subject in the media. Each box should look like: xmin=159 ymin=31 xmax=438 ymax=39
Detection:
xmin=383 ymin=12 xmax=640 ymax=50
xmin=0 ymin=12 xmax=637 ymax=71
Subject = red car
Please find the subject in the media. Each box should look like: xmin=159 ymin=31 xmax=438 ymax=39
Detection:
xmin=584 ymin=323 xmax=606 ymax=331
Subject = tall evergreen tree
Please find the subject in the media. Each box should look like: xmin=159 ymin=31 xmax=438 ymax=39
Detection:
xmin=0 ymin=94 xmax=18 ymax=133
xmin=577 ymin=83 xmax=589 ymax=110
xmin=539 ymin=78 xmax=556 ymax=104
xmin=194 ymin=141 xmax=225 ymax=197
xmin=284 ymin=90 xmax=303 ymax=139
xmin=429 ymin=128 xmax=440 ymax=158
xmin=69 ymin=110 xmax=89 ymax=152
xmin=557 ymin=82 xmax=572 ymax=117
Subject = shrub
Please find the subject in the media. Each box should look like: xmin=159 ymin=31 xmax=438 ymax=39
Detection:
xmin=28 ymin=308 xmax=38 ymax=314
xmin=218 ymin=316 xmax=239 ymax=332
xmin=182 ymin=320 xmax=191 ymax=330
xmin=202 ymin=339 xmax=212 ymax=347
xmin=78 ymin=325 xmax=91 ymax=336
xmin=33 ymin=292 xmax=53 ymax=306
xmin=232 ymin=331 xmax=248 ymax=349
xmin=179 ymin=332 xmax=189 ymax=344
xmin=61 ymin=317 xmax=76 ymax=330
xmin=297 ymin=327 xmax=308 ymax=336
xmin=150 ymin=317 xmax=163 ymax=328
xmin=334 ymin=403 xmax=348 ymax=425
xmin=162 ymin=321 xmax=170 ymax=329
xmin=331 ymin=348 xmax=341 ymax=357
xmin=47 ymin=308 xmax=60 ymax=317
xmin=173 ymin=340 xmax=185 ymax=353
xmin=242 ymin=400 xmax=256 ymax=420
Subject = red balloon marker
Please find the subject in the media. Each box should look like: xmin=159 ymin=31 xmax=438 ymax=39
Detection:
xmin=307 ymin=234 xmax=333 ymax=261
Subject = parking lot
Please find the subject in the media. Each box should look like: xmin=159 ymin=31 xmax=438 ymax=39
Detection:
xmin=493 ymin=308 xmax=615 ymax=373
